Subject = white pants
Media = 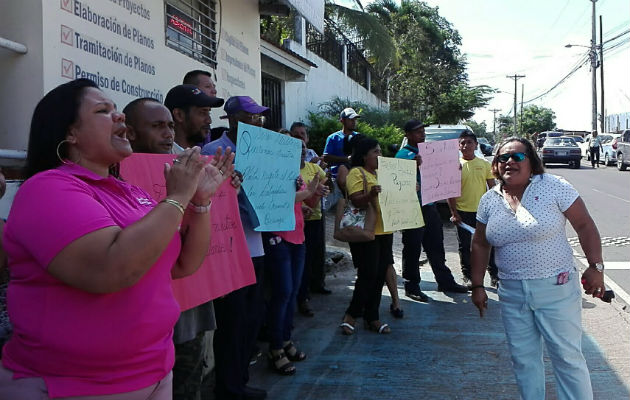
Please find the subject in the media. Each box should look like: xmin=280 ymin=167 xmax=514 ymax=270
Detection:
xmin=499 ymin=273 xmax=592 ymax=400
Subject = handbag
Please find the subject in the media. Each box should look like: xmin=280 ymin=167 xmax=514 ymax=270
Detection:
xmin=333 ymin=167 xmax=377 ymax=243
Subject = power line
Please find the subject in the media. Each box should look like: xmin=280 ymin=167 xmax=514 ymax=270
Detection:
xmin=603 ymin=29 xmax=630 ymax=44
xmin=523 ymin=55 xmax=589 ymax=104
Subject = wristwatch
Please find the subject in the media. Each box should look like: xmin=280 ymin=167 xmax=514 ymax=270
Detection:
xmin=590 ymin=262 xmax=605 ymax=272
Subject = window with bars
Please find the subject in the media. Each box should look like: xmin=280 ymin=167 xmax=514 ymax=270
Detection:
xmin=165 ymin=0 xmax=217 ymax=68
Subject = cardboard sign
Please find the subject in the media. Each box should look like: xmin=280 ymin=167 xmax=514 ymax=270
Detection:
xmin=234 ymin=122 xmax=302 ymax=231
xmin=418 ymin=139 xmax=462 ymax=205
xmin=377 ymin=156 xmax=424 ymax=231
xmin=120 ymin=153 xmax=255 ymax=311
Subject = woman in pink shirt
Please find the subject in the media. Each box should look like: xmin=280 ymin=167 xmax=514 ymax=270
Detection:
xmin=263 ymin=140 xmax=326 ymax=376
xmin=0 ymin=79 xmax=234 ymax=399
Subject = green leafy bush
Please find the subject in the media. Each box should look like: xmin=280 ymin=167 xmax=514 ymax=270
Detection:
xmin=307 ymin=111 xmax=404 ymax=158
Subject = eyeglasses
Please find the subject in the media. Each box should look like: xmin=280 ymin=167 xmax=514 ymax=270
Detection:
xmin=497 ymin=152 xmax=527 ymax=163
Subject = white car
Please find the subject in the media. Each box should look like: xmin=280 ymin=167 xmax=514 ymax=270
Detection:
xmin=580 ymin=134 xmax=592 ymax=159
xmin=599 ymin=133 xmax=622 ymax=166
xmin=400 ymin=124 xmax=485 ymax=159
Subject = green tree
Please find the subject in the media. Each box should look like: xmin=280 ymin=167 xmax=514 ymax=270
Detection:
xmin=366 ymin=0 xmax=493 ymax=122
xmin=464 ymin=120 xmax=488 ymax=138
xmin=497 ymin=114 xmax=515 ymax=138
xmin=519 ymin=105 xmax=556 ymax=136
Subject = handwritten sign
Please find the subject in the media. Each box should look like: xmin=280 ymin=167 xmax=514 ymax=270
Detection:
xmin=235 ymin=122 xmax=302 ymax=231
xmin=417 ymin=139 xmax=461 ymax=205
xmin=377 ymin=157 xmax=425 ymax=231
xmin=120 ymin=153 xmax=255 ymax=311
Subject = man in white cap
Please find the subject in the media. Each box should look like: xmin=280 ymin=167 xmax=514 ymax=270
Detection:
xmin=322 ymin=107 xmax=360 ymax=179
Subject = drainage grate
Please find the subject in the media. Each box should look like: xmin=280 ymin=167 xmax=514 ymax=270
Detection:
xmin=568 ymin=236 xmax=630 ymax=247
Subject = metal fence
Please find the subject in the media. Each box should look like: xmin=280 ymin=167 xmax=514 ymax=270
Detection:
xmin=306 ymin=22 xmax=343 ymax=71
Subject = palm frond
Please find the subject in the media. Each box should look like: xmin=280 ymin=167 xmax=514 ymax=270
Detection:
xmin=327 ymin=3 xmax=398 ymax=69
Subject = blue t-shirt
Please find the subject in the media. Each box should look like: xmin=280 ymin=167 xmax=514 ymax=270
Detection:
xmin=395 ymin=144 xmax=429 ymax=205
xmin=323 ymin=130 xmax=357 ymax=177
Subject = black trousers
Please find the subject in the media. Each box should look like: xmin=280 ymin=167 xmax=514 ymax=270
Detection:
xmin=401 ymin=204 xmax=458 ymax=287
xmin=213 ymin=256 xmax=265 ymax=399
xmin=298 ymin=218 xmax=326 ymax=303
xmin=590 ymin=146 xmax=600 ymax=166
xmin=346 ymin=234 xmax=393 ymax=322
xmin=455 ymin=210 xmax=498 ymax=281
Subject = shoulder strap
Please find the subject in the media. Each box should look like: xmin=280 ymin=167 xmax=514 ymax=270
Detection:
xmin=358 ymin=167 xmax=369 ymax=195
xmin=403 ymin=144 xmax=418 ymax=154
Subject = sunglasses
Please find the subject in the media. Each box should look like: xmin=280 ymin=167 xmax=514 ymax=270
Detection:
xmin=497 ymin=152 xmax=527 ymax=163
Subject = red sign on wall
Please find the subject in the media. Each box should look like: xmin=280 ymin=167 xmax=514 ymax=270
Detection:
xmin=167 ymin=5 xmax=194 ymax=37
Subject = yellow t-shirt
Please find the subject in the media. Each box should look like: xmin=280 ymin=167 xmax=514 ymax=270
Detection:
xmin=456 ymin=157 xmax=495 ymax=212
xmin=346 ymin=167 xmax=388 ymax=235
xmin=300 ymin=162 xmax=326 ymax=221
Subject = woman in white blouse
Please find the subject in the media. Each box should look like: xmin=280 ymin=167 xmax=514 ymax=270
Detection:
xmin=470 ymin=137 xmax=604 ymax=400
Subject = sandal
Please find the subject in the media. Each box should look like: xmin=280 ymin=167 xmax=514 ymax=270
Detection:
xmin=340 ymin=315 xmax=356 ymax=336
xmin=365 ymin=320 xmax=391 ymax=334
xmin=283 ymin=341 xmax=307 ymax=362
xmin=267 ymin=350 xmax=296 ymax=376
xmin=389 ymin=304 xmax=404 ymax=319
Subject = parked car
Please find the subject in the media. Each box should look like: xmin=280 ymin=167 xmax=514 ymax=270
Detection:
xmin=616 ymin=129 xmax=630 ymax=171
xmin=477 ymin=137 xmax=494 ymax=156
xmin=536 ymin=131 xmax=563 ymax=149
xmin=598 ymin=134 xmax=621 ymax=166
xmin=400 ymin=124 xmax=485 ymax=159
xmin=580 ymin=133 xmax=592 ymax=159
xmin=566 ymin=135 xmax=584 ymax=145
xmin=539 ymin=136 xmax=582 ymax=169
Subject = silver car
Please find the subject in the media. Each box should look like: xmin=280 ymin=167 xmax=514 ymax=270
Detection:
xmin=540 ymin=136 xmax=582 ymax=169
xmin=598 ymin=134 xmax=622 ymax=166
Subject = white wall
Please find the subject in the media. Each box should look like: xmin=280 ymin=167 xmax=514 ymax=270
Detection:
xmin=0 ymin=0 xmax=44 ymax=151
xmin=0 ymin=0 xmax=261 ymax=152
xmin=283 ymin=46 xmax=388 ymax=128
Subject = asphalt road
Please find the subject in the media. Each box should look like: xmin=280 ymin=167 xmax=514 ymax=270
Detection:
xmin=543 ymin=158 xmax=630 ymax=304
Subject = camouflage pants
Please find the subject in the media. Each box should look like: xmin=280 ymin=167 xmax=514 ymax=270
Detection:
xmin=173 ymin=331 xmax=208 ymax=400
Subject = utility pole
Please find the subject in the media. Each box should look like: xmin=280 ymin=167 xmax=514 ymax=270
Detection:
xmin=599 ymin=15 xmax=606 ymax=133
xmin=490 ymin=108 xmax=500 ymax=140
xmin=506 ymin=74 xmax=525 ymax=136
xmin=590 ymin=0 xmax=598 ymax=134
xmin=520 ymin=84 xmax=524 ymax=136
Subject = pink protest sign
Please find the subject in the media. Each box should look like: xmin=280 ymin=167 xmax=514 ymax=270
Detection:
xmin=417 ymin=139 xmax=462 ymax=205
xmin=120 ymin=153 xmax=255 ymax=311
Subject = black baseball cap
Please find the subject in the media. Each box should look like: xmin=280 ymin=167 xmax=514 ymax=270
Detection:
xmin=404 ymin=119 xmax=427 ymax=132
xmin=164 ymin=84 xmax=224 ymax=112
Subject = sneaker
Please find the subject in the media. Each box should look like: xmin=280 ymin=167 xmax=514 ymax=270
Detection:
xmin=404 ymin=282 xmax=429 ymax=302
xmin=437 ymin=283 xmax=469 ymax=293
xmin=405 ymin=290 xmax=430 ymax=302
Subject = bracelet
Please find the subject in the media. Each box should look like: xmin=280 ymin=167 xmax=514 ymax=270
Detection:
xmin=470 ymin=285 xmax=485 ymax=290
xmin=187 ymin=201 xmax=212 ymax=214
xmin=160 ymin=198 xmax=185 ymax=215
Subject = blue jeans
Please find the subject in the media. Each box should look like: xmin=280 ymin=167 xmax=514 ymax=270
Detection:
xmin=263 ymin=235 xmax=305 ymax=350
xmin=499 ymin=274 xmax=592 ymax=400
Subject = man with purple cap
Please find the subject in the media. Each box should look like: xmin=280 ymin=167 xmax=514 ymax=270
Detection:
xmin=201 ymin=96 xmax=269 ymax=400
xmin=164 ymin=84 xmax=224 ymax=153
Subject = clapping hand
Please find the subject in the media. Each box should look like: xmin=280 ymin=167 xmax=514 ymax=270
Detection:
xmin=192 ymin=146 xmax=235 ymax=205
xmin=306 ymin=174 xmax=320 ymax=195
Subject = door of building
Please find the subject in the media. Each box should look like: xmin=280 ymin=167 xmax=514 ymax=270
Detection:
xmin=262 ymin=74 xmax=282 ymax=131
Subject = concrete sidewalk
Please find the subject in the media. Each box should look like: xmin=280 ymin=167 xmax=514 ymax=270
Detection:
xmin=248 ymin=212 xmax=630 ymax=400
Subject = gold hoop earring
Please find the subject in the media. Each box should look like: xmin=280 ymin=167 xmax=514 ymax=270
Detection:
xmin=56 ymin=140 xmax=80 ymax=165
xmin=56 ymin=140 xmax=71 ymax=164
